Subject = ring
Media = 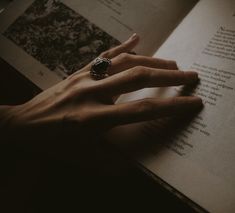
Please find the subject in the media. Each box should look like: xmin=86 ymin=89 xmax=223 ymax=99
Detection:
xmin=90 ymin=57 xmax=111 ymax=80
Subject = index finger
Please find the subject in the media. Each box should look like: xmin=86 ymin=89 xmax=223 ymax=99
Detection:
xmin=100 ymin=33 xmax=140 ymax=59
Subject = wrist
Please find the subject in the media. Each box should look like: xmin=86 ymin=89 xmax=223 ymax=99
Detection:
xmin=0 ymin=105 xmax=25 ymax=141
xmin=0 ymin=105 xmax=16 ymax=127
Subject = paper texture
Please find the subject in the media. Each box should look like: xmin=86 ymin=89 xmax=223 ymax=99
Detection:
xmin=110 ymin=0 xmax=235 ymax=212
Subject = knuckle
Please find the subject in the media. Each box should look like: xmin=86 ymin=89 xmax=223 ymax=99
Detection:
xmin=66 ymin=110 xmax=93 ymax=127
xmin=67 ymin=71 xmax=80 ymax=81
xmin=138 ymin=99 xmax=155 ymax=112
xmin=135 ymin=65 xmax=148 ymax=75
xmin=69 ymin=74 xmax=81 ymax=85
xmin=131 ymin=66 xmax=149 ymax=83
xmin=65 ymin=106 xmax=96 ymax=124
xmin=118 ymin=52 xmax=132 ymax=62
xmin=100 ymin=50 xmax=110 ymax=58
xmin=78 ymin=111 xmax=93 ymax=124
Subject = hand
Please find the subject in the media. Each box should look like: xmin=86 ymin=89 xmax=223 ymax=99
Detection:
xmin=1 ymin=34 xmax=202 ymax=149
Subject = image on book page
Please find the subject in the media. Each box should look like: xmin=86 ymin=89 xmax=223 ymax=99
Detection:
xmin=3 ymin=0 xmax=120 ymax=78
xmin=0 ymin=0 xmax=197 ymax=89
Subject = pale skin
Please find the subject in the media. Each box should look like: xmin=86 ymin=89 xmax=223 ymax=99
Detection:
xmin=0 ymin=34 xmax=202 ymax=150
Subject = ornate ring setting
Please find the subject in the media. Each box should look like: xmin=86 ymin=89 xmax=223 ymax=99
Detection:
xmin=90 ymin=57 xmax=111 ymax=80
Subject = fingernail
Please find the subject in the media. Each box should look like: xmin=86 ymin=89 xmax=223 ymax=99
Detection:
xmin=191 ymin=96 xmax=203 ymax=108
xmin=173 ymin=61 xmax=178 ymax=69
xmin=186 ymin=71 xmax=199 ymax=82
xmin=125 ymin=33 xmax=139 ymax=43
xmin=130 ymin=33 xmax=138 ymax=40
xmin=192 ymin=96 xmax=202 ymax=102
xmin=168 ymin=60 xmax=178 ymax=69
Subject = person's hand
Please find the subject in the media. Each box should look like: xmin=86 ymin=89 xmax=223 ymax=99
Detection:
xmin=1 ymin=34 xmax=202 ymax=148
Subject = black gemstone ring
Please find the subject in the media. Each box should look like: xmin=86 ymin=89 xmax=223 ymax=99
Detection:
xmin=90 ymin=57 xmax=112 ymax=80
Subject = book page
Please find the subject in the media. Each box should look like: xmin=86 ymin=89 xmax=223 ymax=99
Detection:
xmin=109 ymin=0 xmax=235 ymax=212
xmin=0 ymin=0 xmax=197 ymax=89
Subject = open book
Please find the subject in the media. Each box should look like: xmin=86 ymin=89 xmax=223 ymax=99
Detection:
xmin=0 ymin=0 xmax=234 ymax=212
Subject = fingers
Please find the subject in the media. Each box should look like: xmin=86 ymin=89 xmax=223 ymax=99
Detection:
xmin=98 ymin=66 xmax=199 ymax=96
xmin=75 ymin=33 xmax=176 ymax=79
xmin=109 ymin=53 xmax=178 ymax=75
xmin=105 ymin=96 xmax=203 ymax=126
xmin=100 ymin=33 xmax=140 ymax=59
